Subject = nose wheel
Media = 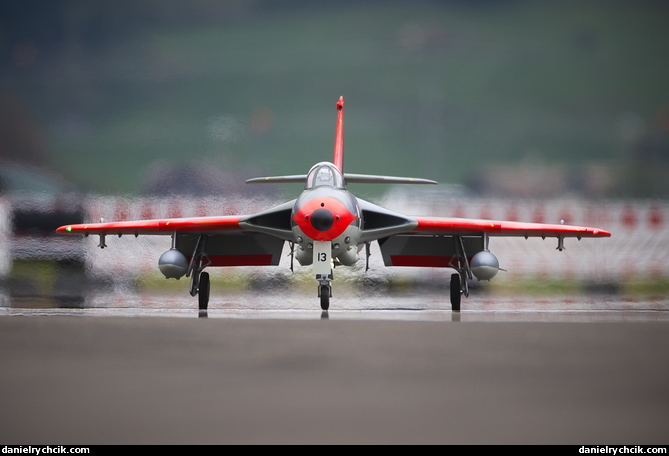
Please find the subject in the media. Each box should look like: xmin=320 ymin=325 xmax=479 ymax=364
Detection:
xmin=319 ymin=284 xmax=331 ymax=310
xmin=317 ymin=274 xmax=332 ymax=311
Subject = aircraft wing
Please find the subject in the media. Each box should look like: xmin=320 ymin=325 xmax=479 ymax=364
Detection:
xmin=384 ymin=216 xmax=611 ymax=268
xmin=356 ymin=198 xmax=610 ymax=242
xmin=410 ymin=216 xmax=611 ymax=238
xmin=56 ymin=216 xmax=246 ymax=236
xmin=356 ymin=199 xmax=610 ymax=268
xmin=56 ymin=199 xmax=296 ymax=238
xmin=56 ymin=201 xmax=297 ymax=267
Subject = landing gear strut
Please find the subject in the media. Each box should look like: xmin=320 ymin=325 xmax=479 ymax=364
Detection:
xmin=448 ymin=235 xmax=472 ymax=312
xmin=313 ymin=241 xmax=333 ymax=311
xmin=186 ymin=234 xmax=211 ymax=314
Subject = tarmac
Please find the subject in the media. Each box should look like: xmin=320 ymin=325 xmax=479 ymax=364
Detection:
xmin=1 ymin=304 xmax=668 ymax=444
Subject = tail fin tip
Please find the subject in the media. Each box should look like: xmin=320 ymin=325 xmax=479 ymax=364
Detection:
xmin=333 ymin=96 xmax=345 ymax=171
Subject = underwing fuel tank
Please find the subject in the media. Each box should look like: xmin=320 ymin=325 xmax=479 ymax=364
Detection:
xmin=158 ymin=248 xmax=189 ymax=279
xmin=336 ymin=245 xmax=359 ymax=266
xmin=470 ymin=250 xmax=500 ymax=281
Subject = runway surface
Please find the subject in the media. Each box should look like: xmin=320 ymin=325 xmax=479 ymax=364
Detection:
xmin=1 ymin=292 xmax=668 ymax=444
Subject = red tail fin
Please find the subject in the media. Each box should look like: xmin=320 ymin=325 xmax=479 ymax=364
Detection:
xmin=333 ymin=96 xmax=344 ymax=171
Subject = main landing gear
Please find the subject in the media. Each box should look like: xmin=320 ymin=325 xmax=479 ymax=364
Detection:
xmin=449 ymin=273 xmax=464 ymax=312
xmin=190 ymin=269 xmax=210 ymax=317
xmin=448 ymin=235 xmax=472 ymax=313
xmin=198 ymin=271 xmax=210 ymax=311
xmin=187 ymin=235 xmax=211 ymax=316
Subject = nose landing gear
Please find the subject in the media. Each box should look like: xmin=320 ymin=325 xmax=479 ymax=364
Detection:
xmin=317 ymin=274 xmax=332 ymax=311
xmin=313 ymin=240 xmax=333 ymax=311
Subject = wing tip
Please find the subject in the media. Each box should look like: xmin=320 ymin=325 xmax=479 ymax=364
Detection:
xmin=592 ymin=228 xmax=612 ymax=237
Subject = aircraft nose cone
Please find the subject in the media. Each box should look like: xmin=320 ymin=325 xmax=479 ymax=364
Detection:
xmin=310 ymin=208 xmax=334 ymax=231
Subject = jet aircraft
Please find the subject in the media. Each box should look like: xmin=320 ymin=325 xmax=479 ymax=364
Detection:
xmin=57 ymin=97 xmax=611 ymax=312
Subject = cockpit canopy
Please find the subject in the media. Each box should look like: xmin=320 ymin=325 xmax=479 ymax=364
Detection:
xmin=305 ymin=162 xmax=345 ymax=189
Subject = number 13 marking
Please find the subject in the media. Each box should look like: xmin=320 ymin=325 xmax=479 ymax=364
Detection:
xmin=318 ymin=253 xmax=327 ymax=262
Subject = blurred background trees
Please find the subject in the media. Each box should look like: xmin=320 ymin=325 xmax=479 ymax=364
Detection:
xmin=1 ymin=0 xmax=667 ymax=198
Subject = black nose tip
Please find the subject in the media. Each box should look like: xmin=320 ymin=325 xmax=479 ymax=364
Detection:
xmin=310 ymin=208 xmax=334 ymax=231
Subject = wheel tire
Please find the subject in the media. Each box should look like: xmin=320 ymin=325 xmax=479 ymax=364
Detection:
xmin=450 ymin=273 xmax=461 ymax=312
xmin=320 ymin=285 xmax=330 ymax=311
xmin=198 ymin=272 xmax=210 ymax=311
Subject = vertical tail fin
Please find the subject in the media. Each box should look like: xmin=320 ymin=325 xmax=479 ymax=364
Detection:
xmin=246 ymin=95 xmax=437 ymax=186
xmin=333 ymin=96 xmax=344 ymax=172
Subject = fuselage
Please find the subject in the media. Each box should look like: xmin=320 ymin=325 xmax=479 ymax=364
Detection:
xmin=290 ymin=162 xmax=362 ymax=266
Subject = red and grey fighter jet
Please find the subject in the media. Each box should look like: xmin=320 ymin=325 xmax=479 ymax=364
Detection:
xmin=57 ymin=97 xmax=611 ymax=312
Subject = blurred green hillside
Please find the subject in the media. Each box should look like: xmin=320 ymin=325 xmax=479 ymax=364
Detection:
xmin=1 ymin=0 xmax=668 ymax=197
